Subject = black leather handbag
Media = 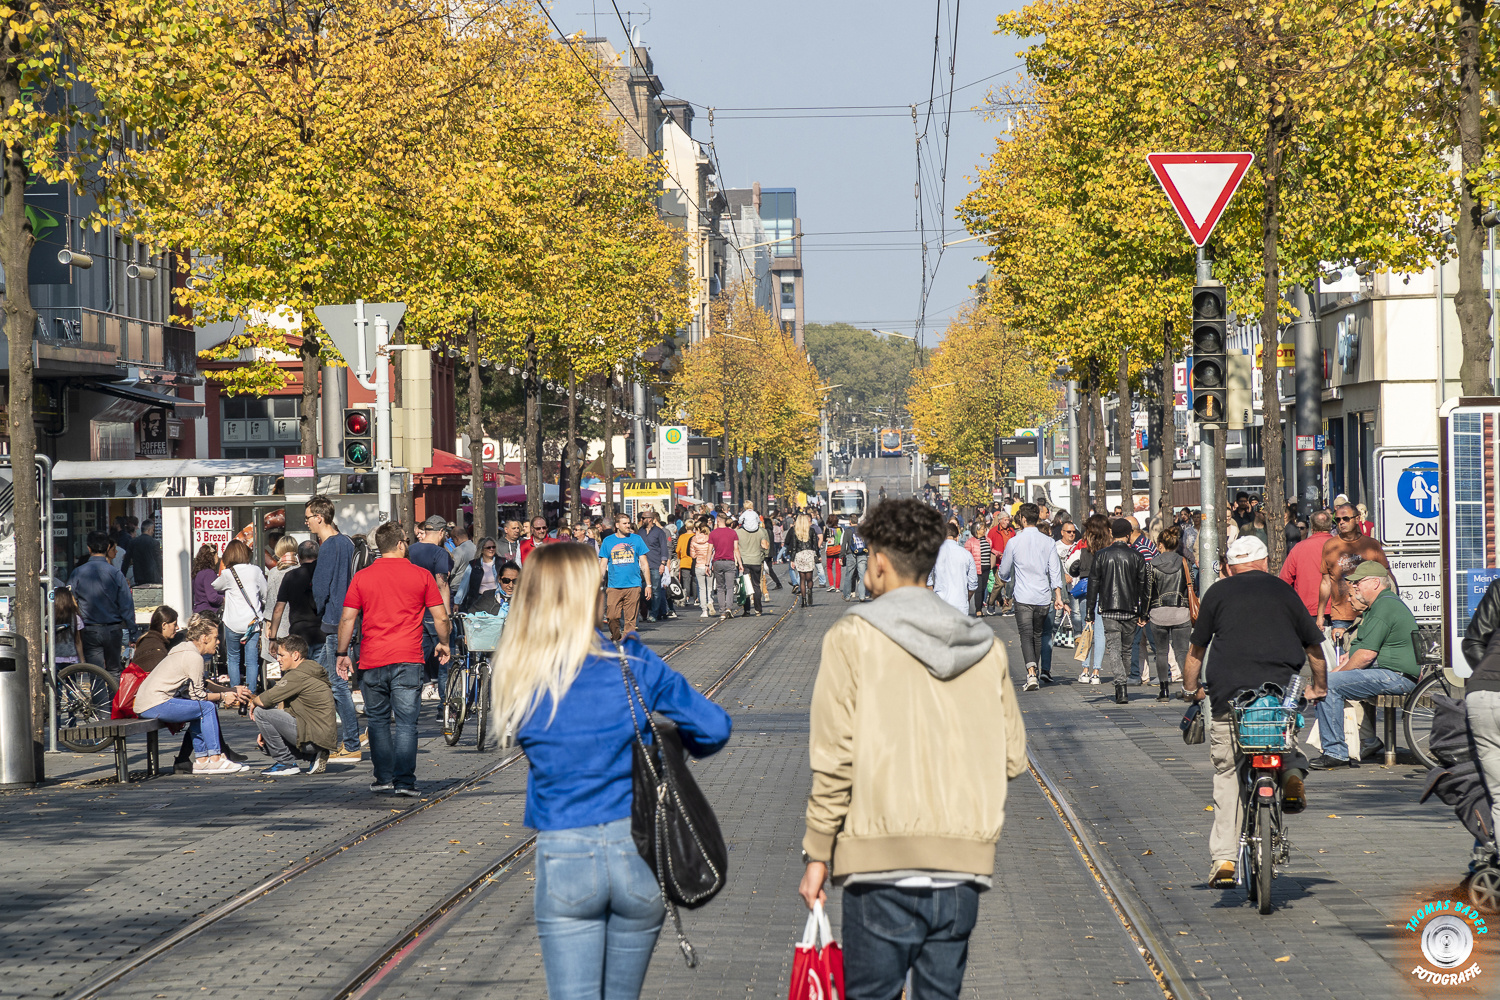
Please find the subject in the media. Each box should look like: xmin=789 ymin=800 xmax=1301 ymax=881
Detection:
xmin=617 ymin=643 xmax=728 ymax=966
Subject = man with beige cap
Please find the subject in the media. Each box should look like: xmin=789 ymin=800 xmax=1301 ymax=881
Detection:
xmin=1181 ymin=534 xmax=1328 ymax=888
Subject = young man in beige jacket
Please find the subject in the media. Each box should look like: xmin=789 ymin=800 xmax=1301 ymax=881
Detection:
xmin=799 ymin=498 xmax=1026 ymax=999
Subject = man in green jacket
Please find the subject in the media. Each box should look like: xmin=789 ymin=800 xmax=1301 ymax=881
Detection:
xmin=799 ymin=498 xmax=1026 ymax=999
xmin=236 ymin=634 xmax=339 ymax=776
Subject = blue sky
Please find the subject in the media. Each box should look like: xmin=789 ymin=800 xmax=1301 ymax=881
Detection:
xmin=555 ymin=1 xmax=1027 ymax=345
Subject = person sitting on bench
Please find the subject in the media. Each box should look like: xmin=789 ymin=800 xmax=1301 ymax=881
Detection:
xmin=1308 ymin=561 xmax=1421 ymax=770
xmin=133 ymin=614 xmax=246 ymax=775
xmin=235 ymin=634 xmax=338 ymax=776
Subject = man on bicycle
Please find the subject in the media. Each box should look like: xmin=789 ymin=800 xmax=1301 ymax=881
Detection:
xmin=1181 ymin=535 xmax=1328 ymax=888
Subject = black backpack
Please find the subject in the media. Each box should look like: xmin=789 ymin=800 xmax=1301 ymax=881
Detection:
xmin=350 ymin=534 xmax=377 ymax=575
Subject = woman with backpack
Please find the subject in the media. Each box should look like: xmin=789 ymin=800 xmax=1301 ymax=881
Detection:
xmin=492 ymin=543 xmax=731 ymax=997
xmin=212 ymin=539 xmax=268 ymax=692
xmin=1146 ymin=524 xmax=1196 ymax=701
xmin=823 ymin=515 xmax=843 ymax=593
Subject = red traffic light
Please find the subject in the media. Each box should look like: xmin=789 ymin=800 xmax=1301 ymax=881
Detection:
xmin=345 ymin=411 xmax=370 ymax=435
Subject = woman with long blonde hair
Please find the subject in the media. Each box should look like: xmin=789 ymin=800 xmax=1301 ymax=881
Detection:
xmin=492 ymin=543 xmax=732 ymax=996
xmin=787 ymin=512 xmax=819 ymax=606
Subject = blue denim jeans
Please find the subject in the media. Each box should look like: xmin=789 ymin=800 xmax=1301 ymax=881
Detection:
xmin=225 ymin=626 xmax=260 ymax=691
xmin=359 ymin=661 xmax=422 ymax=789
xmin=139 ymin=698 xmax=222 ymax=758
xmin=534 ymin=817 xmax=665 ymax=1000
xmin=842 ymin=882 xmax=980 ymax=1000
xmin=319 ymin=633 xmax=361 ymax=750
xmin=1312 ymin=667 xmax=1416 ymax=760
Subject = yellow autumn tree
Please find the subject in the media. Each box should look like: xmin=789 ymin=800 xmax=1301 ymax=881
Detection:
xmin=908 ymin=296 xmax=1060 ymax=505
xmin=666 ymin=281 xmax=821 ymax=503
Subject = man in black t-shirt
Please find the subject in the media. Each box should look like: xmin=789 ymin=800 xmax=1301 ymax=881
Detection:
xmin=1182 ymin=534 xmax=1328 ymax=890
xmin=408 ymin=515 xmax=454 ymax=707
xmin=270 ymin=541 xmax=325 ymax=650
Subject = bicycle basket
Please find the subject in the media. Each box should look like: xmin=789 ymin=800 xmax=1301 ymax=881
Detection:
xmin=1231 ymin=695 xmax=1297 ymax=752
xmin=462 ymin=612 xmax=506 ymax=652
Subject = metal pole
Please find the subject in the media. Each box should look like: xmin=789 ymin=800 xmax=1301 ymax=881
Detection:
xmin=1067 ymin=379 xmax=1079 ymax=515
xmin=374 ymin=314 xmax=392 ymax=522
xmin=633 ymin=381 xmax=647 ymax=478
xmin=1196 ymin=247 xmax=1219 ymax=594
xmin=1292 ymin=284 xmax=1321 ymax=518
xmin=1438 ymin=252 xmax=1447 ymax=407
xmin=320 ymin=363 xmax=345 ymax=459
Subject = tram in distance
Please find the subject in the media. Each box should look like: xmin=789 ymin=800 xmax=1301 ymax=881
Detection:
xmin=878 ymin=428 xmax=904 ymax=458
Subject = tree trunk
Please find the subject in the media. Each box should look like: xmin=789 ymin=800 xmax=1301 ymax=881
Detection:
xmin=1456 ymin=0 xmax=1494 ymax=395
xmin=523 ymin=330 xmax=542 ymax=522
xmin=603 ymin=374 xmax=615 ymax=520
xmin=1259 ymin=116 xmax=1291 ymax=572
xmin=2 ymin=70 xmax=44 ymax=778
xmin=567 ymin=368 xmax=580 ymax=526
xmin=1092 ymin=373 xmax=1108 ymax=515
xmin=466 ymin=311 xmax=491 ymax=543
xmin=1117 ymin=348 xmax=1133 ymax=516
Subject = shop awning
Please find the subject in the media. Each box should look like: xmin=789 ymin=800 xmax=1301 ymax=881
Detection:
xmin=82 ymin=380 xmax=205 ymax=419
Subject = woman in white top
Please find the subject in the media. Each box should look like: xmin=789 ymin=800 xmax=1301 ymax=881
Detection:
xmin=133 ymin=614 xmax=245 ymax=774
xmin=211 ymin=539 xmax=268 ymax=692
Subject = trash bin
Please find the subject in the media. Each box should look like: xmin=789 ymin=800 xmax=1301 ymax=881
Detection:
xmin=0 ymin=631 xmax=36 ymax=788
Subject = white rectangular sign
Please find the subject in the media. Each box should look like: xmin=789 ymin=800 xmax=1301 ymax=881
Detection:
xmin=1375 ymin=447 xmax=1440 ymax=547
xmin=657 ymin=425 xmax=689 ymax=480
xmin=193 ymin=507 xmax=234 ymax=557
xmin=1388 ymin=553 xmax=1441 ymax=622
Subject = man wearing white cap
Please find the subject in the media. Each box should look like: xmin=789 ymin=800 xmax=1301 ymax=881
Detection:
xmin=1181 ymin=533 xmax=1329 ymax=889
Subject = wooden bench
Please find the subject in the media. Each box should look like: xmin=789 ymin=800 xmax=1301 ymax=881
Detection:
xmin=59 ymin=719 xmax=165 ymax=783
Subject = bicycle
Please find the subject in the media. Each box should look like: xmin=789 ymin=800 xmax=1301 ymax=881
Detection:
xmin=56 ymin=662 xmax=118 ymax=752
xmin=1229 ymin=694 xmax=1299 ymax=915
xmin=443 ymin=612 xmax=504 ymax=751
xmin=1403 ymin=625 xmax=1459 ymax=770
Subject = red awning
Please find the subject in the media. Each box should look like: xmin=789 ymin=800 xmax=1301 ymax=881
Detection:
xmin=421 ymin=448 xmax=505 ymax=480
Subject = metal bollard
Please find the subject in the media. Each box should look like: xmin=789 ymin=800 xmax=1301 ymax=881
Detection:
xmin=0 ymin=631 xmax=36 ymax=787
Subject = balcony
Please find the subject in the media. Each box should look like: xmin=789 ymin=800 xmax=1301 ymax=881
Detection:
xmin=36 ymin=306 xmax=195 ymax=375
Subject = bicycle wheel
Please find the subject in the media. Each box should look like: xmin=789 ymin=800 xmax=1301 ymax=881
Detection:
xmin=475 ymin=663 xmax=492 ymax=753
xmin=1255 ymin=803 xmax=1274 ymax=915
xmin=1404 ymin=672 xmax=1453 ymax=770
xmin=56 ymin=664 xmax=118 ymax=752
xmin=442 ymin=669 xmax=466 ymax=747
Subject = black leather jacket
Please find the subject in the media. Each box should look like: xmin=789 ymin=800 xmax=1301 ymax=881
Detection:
xmin=1463 ymin=577 xmax=1500 ymax=694
xmin=1086 ymin=542 xmax=1150 ymax=620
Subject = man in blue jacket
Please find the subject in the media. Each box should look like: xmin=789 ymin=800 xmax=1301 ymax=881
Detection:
xmin=306 ymin=495 xmax=361 ymax=760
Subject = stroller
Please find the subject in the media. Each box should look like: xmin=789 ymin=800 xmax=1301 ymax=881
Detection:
xmin=1418 ymin=690 xmax=1500 ymax=913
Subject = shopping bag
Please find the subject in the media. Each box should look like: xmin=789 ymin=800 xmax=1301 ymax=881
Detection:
xmin=1052 ymin=608 xmax=1074 ymax=648
xmin=737 ymin=572 xmax=752 ymax=605
xmin=1073 ymin=623 xmax=1093 ymax=662
xmin=789 ymin=901 xmax=844 ymax=1000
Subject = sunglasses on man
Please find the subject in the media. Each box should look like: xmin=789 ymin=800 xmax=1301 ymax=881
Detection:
xmin=500 ymin=575 xmax=519 ymax=586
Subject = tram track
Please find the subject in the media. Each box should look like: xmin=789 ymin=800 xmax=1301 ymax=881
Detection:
xmin=60 ymin=615 xmax=738 ymax=1000
xmin=340 ymin=603 xmax=797 ymax=1000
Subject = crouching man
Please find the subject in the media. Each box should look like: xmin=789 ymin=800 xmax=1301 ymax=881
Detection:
xmin=236 ymin=634 xmax=339 ymax=776
xmin=798 ymin=498 xmax=1027 ymax=999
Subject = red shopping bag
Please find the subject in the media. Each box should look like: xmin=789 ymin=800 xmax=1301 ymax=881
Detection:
xmin=789 ymin=902 xmax=844 ymax=1000
xmin=111 ymin=663 xmax=150 ymax=720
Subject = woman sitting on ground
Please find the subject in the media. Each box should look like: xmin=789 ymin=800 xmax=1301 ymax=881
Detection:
xmin=132 ymin=613 xmax=245 ymax=775
xmin=493 ymin=543 xmax=731 ymax=996
xmin=131 ymin=606 xmax=181 ymax=672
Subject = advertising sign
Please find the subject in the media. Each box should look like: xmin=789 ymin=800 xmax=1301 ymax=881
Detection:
xmin=193 ymin=507 xmax=234 ymax=557
xmin=657 ymin=425 xmax=689 ymax=479
xmin=1376 ymin=447 xmax=1440 ymax=548
xmin=623 ymin=479 xmax=675 ymax=520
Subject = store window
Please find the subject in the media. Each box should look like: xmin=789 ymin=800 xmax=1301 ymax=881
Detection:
xmin=221 ymin=395 xmax=302 ymax=459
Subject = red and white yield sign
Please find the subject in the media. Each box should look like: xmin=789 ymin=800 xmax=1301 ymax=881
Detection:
xmin=1146 ymin=152 xmax=1255 ymax=247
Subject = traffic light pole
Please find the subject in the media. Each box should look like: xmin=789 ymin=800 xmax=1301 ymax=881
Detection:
xmin=374 ymin=314 xmax=393 ymax=523
xmin=1195 ymin=248 xmax=1220 ymax=594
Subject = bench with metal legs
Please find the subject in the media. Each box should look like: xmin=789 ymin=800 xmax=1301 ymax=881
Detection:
xmin=58 ymin=719 xmax=165 ymax=782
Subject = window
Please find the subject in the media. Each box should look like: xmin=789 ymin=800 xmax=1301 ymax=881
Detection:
xmin=760 ymin=189 xmax=796 ymax=257
xmin=780 ymin=278 xmax=796 ymax=314
xmin=221 ymin=395 xmax=302 ymax=458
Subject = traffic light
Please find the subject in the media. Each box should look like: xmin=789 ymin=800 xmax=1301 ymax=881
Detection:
xmin=343 ymin=407 xmax=373 ymax=470
xmin=1190 ymin=284 xmax=1227 ymax=424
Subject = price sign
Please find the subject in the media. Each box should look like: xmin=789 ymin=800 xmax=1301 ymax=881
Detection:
xmin=193 ymin=507 xmax=234 ymax=557
xmin=1388 ymin=552 xmax=1441 ymax=622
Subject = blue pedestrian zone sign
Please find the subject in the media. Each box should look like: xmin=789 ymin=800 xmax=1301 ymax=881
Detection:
xmin=1397 ymin=461 xmax=1440 ymax=520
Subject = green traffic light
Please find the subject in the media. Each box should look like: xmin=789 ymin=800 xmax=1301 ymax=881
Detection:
xmin=346 ymin=443 xmax=371 ymax=466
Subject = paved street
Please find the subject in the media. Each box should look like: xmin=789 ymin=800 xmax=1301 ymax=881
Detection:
xmin=2 ymin=586 xmax=1476 ymax=999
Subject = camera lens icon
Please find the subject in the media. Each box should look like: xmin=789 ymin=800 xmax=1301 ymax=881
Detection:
xmin=1421 ymin=915 xmax=1474 ymax=969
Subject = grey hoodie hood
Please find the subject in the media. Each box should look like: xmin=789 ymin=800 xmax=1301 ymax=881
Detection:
xmin=846 ymin=585 xmax=995 ymax=680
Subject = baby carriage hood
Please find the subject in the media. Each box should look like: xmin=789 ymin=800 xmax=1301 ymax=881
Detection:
xmin=1419 ymin=691 xmax=1496 ymax=850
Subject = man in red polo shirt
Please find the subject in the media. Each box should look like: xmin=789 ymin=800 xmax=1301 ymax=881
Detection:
xmin=336 ymin=521 xmax=448 ymax=798
xmin=519 ymin=515 xmax=556 ymax=563
xmin=986 ymin=510 xmax=1015 ymax=613
xmin=1279 ymin=508 xmax=1334 ymax=618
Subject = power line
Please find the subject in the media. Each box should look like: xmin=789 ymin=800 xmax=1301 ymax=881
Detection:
xmin=655 ymin=64 xmax=1026 ymax=115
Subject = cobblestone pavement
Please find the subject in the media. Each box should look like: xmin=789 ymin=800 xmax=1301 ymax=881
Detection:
xmin=990 ymin=615 xmax=1477 ymax=1000
xmin=0 ymin=601 xmax=769 ymax=1000
xmin=360 ymin=598 xmax=1158 ymax=1000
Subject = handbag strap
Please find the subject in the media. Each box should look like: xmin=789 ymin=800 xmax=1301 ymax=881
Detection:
xmin=613 ymin=640 xmax=699 ymax=968
xmin=228 ymin=567 xmax=262 ymax=619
